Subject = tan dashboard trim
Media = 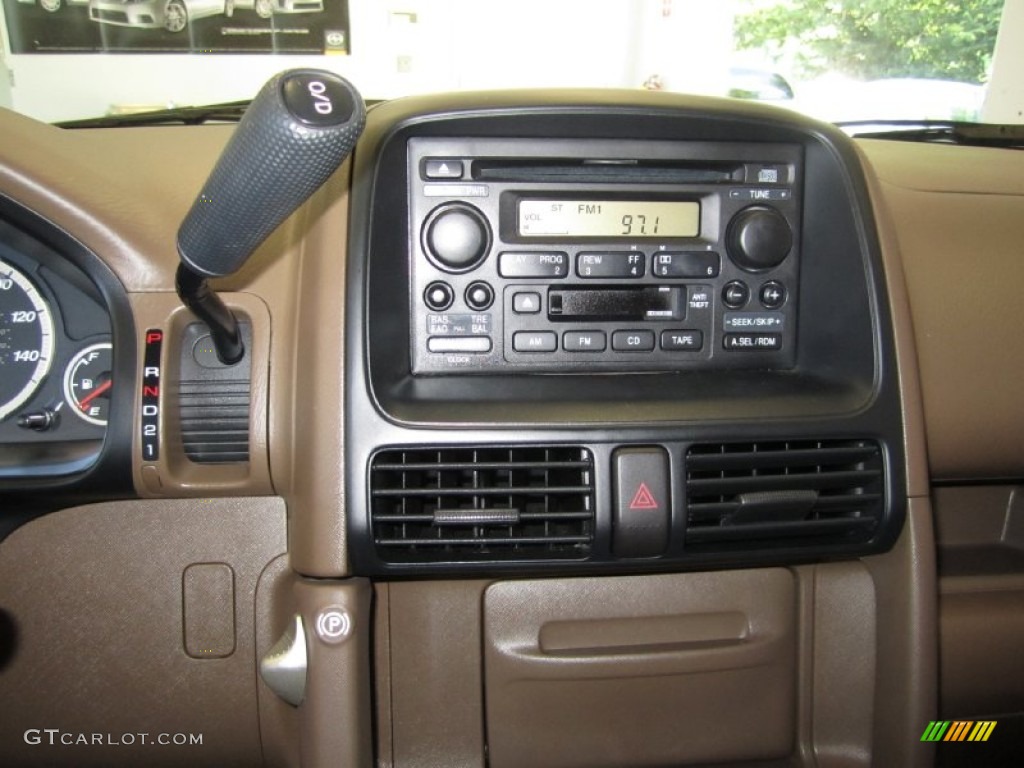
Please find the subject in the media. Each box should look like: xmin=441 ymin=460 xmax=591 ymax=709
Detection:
xmin=271 ymin=166 xmax=353 ymax=577
xmin=0 ymin=112 xmax=228 ymax=292
xmin=858 ymin=139 xmax=1024 ymax=480
xmin=0 ymin=497 xmax=287 ymax=767
xmin=855 ymin=142 xmax=930 ymax=499
xmin=130 ymin=292 xmax=273 ymax=498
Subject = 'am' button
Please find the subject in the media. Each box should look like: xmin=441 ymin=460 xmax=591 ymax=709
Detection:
xmin=513 ymin=332 xmax=557 ymax=353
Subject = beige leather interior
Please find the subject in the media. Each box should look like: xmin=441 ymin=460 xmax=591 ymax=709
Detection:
xmin=0 ymin=90 xmax=1021 ymax=767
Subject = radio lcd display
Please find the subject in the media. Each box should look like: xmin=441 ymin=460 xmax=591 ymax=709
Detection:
xmin=518 ymin=200 xmax=700 ymax=238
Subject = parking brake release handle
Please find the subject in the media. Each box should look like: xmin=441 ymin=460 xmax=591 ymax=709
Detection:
xmin=175 ymin=69 xmax=366 ymax=364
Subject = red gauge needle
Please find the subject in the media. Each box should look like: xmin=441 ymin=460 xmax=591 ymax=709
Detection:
xmin=78 ymin=378 xmax=113 ymax=411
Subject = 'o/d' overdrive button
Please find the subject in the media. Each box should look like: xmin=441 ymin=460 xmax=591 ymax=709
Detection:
xmin=423 ymin=203 xmax=491 ymax=272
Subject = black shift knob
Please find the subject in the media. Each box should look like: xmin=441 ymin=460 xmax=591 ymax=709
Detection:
xmin=177 ymin=69 xmax=366 ymax=278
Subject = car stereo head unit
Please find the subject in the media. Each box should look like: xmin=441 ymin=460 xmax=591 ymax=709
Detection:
xmin=407 ymin=137 xmax=802 ymax=375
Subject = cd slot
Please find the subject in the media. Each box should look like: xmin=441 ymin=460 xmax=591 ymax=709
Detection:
xmin=548 ymin=286 xmax=684 ymax=321
xmin=474 ymin=159 xmax=741 ymax=185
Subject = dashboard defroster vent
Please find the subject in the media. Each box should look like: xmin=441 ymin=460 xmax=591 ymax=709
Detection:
xmin=685 ymin=440 xmax=884 ymax=551
xmin=370 ymin=446 xmax=595 ymax=563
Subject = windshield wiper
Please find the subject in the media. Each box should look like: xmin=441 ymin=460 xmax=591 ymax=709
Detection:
xmin=55 ymin=100 xmax=252 ymax=129
xmin=837 ymin=119 xmax=1024 ymax=149
xmin=55 ymin=97 xmax=384 ymax=129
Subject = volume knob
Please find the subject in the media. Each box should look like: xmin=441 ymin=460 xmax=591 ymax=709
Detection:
xmin=726 ymin=206 xmax=793 ymax=272
xmin=423 ymin=203 xmax=491 ymax=272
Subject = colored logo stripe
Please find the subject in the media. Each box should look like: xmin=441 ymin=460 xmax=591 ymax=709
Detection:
xmin=921 ymin=720 xmax=997 ymax=742
xmin=968 ymin=721 xmax=997 ymax=742
xmin=945 ymin=721 xmax=972 ymax=741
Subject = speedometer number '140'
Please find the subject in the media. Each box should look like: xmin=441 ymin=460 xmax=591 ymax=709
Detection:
xmin=0 ymin=261 xmax=55 ymax=422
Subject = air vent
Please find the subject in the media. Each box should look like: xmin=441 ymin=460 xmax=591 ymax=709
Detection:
xmin=685 ymin=440 xmax=884 ymax=551
xmin=370 ymin=446 xmax=594 ymax=563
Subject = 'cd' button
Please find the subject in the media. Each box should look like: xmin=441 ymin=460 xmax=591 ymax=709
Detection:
xmin=611 ymin=330 xmax=656 ymax=351
xmin=722 ymin=281 xmax=750 ymax=309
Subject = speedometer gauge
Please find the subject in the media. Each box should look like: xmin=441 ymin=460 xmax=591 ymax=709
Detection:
xmin=0 ymin=261 xmax=55 ymax=422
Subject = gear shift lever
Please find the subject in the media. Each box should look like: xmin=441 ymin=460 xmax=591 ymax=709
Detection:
xmin=176 ymin=69 xmax=366 ymax=364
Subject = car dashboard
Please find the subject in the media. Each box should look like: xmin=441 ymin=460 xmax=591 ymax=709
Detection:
xmin=0 ymin=87 xmax=1022 ymax=767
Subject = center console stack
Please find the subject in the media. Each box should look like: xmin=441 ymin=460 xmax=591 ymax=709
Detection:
xmin=409 ymin=137 xmax=800 ymax=374
xmin=345 ymin=94 xmax=907 ymax=578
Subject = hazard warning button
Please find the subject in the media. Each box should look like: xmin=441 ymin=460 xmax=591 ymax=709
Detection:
xmin=612 ymin=446 xmax=670 ymax=558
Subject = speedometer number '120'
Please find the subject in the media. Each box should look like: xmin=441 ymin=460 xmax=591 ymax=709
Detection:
xmin=0 ymin=261 xmax=55 ymax=422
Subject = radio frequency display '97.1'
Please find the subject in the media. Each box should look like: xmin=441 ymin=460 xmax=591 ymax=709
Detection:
xmin=519 ymin=200 xmax=701 ymax=239
xmin=408 ymin=137 xmax=802 ymax=375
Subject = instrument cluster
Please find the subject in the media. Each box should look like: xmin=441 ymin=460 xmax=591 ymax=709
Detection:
xmin=0 ymin=214 xmax=113 ymax=477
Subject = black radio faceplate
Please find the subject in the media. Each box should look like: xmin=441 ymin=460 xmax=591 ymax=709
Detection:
xmin=409 ymin=137 xmax=802 ymax=374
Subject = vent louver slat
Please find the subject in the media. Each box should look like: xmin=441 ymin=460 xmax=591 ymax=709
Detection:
xmin=685 ymin=440 xmax=884 ymax=551
xmin=370 ymin=446 xmax=595 ymax=563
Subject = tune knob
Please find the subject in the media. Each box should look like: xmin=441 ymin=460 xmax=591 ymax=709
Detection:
xmin=423 ymin=203 xmax=491 ymax=272
xmin=726 ymin=206 xmax=793 ymax=272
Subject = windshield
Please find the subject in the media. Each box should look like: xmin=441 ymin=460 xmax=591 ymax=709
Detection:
xmin=0 ymin=0 xmax=1018 ymax=126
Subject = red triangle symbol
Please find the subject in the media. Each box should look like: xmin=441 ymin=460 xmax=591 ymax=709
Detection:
xmin=629 ymin=482 xmax=659 ymax=510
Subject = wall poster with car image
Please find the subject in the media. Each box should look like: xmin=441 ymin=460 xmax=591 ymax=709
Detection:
xmin=1 ymin=0 xmax=349 ymax=54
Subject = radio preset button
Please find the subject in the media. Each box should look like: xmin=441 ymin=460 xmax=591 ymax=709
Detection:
xmin=563 ymin=331 xmax=607 ymax=352
xmin=661 ymin=330 xmax=703 ymax=351
xmin=653 ymin=251 xmax=720 ymax=279
xmin=513 ymin=332 xmax=558 ymax=353
xmin=722 ymin=281 xmax=750 ymax=309
xmin=512 ymin=291 xmax=542 ymax=314
xmin=499 ymin=252 xmax=569 ymax=279
xmin=759 ymin=281 xmax=787 ymax=309
xmin=612 ymin=330 xmax=656 ymax=352
xmin=723 ymin=333 xmax=782 ymax=351
xmin=577 ymin=252 xmax=645 ymax=278
xmin=424 ymin=281 xmax=455 ymax=311
xmin=423 ymin=203 xmax=491 ymax=272
xmin=465 ymin=281 xmax=494 ymax=311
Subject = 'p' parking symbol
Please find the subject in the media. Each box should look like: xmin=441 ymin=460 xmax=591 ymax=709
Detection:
xmin=314 ymin=606 xmax=352 ymax=644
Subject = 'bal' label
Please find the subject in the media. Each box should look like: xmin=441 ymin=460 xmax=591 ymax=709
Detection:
xmin=141 ymin=329 xmax=162 ymax=461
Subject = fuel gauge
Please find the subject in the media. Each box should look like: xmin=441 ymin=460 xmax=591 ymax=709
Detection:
xmin=64 ymin=342 xmax=113 ymax=427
